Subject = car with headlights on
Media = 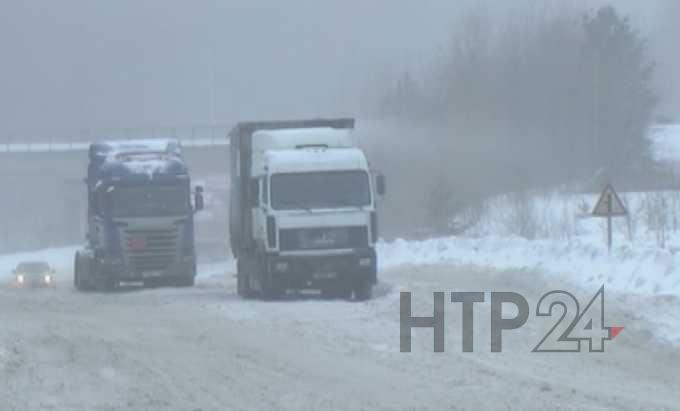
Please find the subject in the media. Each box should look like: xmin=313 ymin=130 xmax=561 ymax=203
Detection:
xmin=12 ymin=261 xmax=56 ymax=288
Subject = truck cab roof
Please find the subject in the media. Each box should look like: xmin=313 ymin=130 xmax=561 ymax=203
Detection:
xmin=265 ymin=147 xmax=369 ymax=174
xmin=99 ymin=153 xmax=188 ymax=182
xmin=89 ymin=140 xmax=182 ymax=163
xmin=88 ymin=140 xmax=188 ymax=185
xmin=252 ymin=127 xmax=354 ymax=152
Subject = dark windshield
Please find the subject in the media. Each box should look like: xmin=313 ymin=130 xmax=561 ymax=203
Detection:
xmin=17 ymin=262 xmax=50 ymax=273
xmin=110 ymin=184 xmax=189 ymax=217
xmin=271 ymin=171 xmax=371 ymax=210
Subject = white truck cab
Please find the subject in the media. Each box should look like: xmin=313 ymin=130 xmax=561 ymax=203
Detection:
xmin=229 ymin=119 xmax=384 ymax=300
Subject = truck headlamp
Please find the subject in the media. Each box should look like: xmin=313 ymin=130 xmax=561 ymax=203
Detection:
xmin=17 ymin=274 xmax=24 ymax=284
xmin=44 ymin=275 xmax=52 ymax=284
xmin=358 ymin=257 xmax=372 ymax=267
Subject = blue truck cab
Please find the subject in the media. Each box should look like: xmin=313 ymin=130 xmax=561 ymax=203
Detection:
xmin=74 ymin=140 xmax=203 ymax=291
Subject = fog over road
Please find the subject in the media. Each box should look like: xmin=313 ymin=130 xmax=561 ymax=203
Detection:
xmin=1 ymin=263 xmax=678 ymax=411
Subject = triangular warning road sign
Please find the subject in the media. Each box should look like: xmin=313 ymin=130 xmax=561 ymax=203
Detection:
xmin=592 ymin=184 xmax=627 ymax=217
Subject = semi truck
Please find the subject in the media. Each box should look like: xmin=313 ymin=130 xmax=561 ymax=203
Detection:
xmin=229 ymin=119 xmax=385 ymax=300
xmin=74 ymin=140 xmax=203 ymax=291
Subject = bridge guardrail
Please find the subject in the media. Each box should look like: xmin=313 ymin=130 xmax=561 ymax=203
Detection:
xmin=0 ymin=125 xmax=230 ymax=153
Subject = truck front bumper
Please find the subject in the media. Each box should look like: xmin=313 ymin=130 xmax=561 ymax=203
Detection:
xmin=266 ymin=248 xmax=377 ymax=289
xmin=101 ymin=256 xmax=196 ymax=282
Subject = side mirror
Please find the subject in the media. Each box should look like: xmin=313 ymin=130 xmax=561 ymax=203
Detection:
xmin=376 ymin=174 xmax=386 ymax=196
xmin=194 ymin=186 xmax=204 ymax=212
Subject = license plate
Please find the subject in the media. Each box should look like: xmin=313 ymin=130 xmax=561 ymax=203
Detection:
xmin=142 ymin=270 xmax=163 ymax=278
xmin=313 ymin=272 xmax=337 ymax=280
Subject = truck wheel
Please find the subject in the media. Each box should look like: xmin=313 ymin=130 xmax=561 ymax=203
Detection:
xmin=353 ymin=278 xmax=372 ymax=301
xmin=96 ymin=277 xmax=117 ymax=292
xmin=176 ymin=264 xmax=196 ymax=287
xmin=145 ymin=278 xmax=161 ymax=288
xmin=236 ymin=260 xmax=254 ymax=299
xmin=74 ymin=252 xmax=94 ymax=292
xmin=260 ymin=274 xmax=280 ymax=301
xmin=176 ymin=276 xmax=195 ymax=287
xmin=322 ymin=284 xmax=351 ymax=300
xmin=73 ymin=253 xmax=80 ymax=289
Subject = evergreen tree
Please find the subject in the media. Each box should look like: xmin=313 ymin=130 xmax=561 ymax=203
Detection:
xmin=581 ymin=5 xmax=657 ymax=178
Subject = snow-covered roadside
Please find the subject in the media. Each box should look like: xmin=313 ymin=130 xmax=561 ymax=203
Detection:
xmin=378 ymin=234 xmax=680 ymax=297
xmin=377 ymin=234 xmax=680 ymax=344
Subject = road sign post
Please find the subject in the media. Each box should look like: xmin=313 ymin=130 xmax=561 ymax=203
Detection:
xmin=592 ymin=184 xmax=628 ymax=253
xmin=607 ymin=193 xmax=612 ymax=251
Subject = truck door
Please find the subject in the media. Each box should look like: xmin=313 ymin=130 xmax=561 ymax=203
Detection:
xmin=251 ymin=177 xmax=269 ymax=251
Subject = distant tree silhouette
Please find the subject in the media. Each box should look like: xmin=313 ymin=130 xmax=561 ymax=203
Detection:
xmin=581 ymin=5 xmax=657 ymax=179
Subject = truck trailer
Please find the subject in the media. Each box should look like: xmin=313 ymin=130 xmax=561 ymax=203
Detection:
xmin=74 ymin=140 xmax=203 ymax=291
xmin=229 ymin=119 xmax=385 ymax=300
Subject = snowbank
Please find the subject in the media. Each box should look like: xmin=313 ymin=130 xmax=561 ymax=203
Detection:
xmin=379 ymin=189 xmax=680 ymax=298
xmin=649 ymin=124 xmax=680 ymax=163
xmin=379 ymin=234 xmax=680 ymax=296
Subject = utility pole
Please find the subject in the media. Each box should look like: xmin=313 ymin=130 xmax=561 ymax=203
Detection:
xmin=208 ymin=44 xmax=216 ymax=130
xmin=207 ymin=0 xmax=217 ymax=141
xmin=607 ymin=192 xmax=612 ymax=252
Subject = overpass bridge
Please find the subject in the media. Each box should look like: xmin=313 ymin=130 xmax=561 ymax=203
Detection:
xmin=0 ymin=124 xmax=230 ymax=153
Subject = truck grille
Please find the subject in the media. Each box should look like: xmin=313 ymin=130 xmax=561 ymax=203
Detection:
xmin=122 ymin=228 xmax=179 ymax=273
xmin=279 ymin=226 xmax=368 ymax=252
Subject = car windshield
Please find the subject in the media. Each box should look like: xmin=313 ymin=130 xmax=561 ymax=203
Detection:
xmin=271 ymin=170 xmax=371 ymax=210
xmin=16 ymin=262 xmax=49 ymax=273
xmin=110 ymin=184 xmax=189 ymax=217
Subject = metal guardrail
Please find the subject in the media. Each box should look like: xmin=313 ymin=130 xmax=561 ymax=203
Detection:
xmin=0 ymin=125 xmax=231 ymax=153
xmin=0 ymin=138 xmax=229 ymax=153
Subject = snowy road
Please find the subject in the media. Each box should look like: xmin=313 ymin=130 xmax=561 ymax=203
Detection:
xmin=1 ymin=263 xmax=679 ymax=410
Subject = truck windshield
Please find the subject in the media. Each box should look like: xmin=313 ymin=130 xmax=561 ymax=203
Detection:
xmin=110 ymin=185 xmax=189 ymax=217
xmin=271 ymin=171 xmax=371 ymax=210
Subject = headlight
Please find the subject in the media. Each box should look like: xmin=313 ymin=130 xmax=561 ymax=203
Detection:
xmin=16 ymin=274 xmax=24 ymax=284
xmin=358 ymin=257 xmax=372 ymax=267
xmin=275 ymin=261 xmax=289 ymax=272
xmin=44 ymin=275 xmax=52 ymax=284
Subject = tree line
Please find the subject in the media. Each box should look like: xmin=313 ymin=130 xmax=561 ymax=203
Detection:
xmin=375 ymin=5 xmax=659 ymax=200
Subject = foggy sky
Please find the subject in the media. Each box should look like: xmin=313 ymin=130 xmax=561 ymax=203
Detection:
xmin=0 ymin=1 xmax=676 ymax=136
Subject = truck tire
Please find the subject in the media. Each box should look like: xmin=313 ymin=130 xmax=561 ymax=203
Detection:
xmin=144 ymin=278 xmax=164 ymax=288
xmin=260 ymin=273 xmax=280 ymax=301
xmin=236 ymin=260 xmax=255 ymax=299
xmin=353 ymin=278 xmax=372 ymax=301
xmin=88 ymin=257 xmax=116 ymax=292
xmin=322 ymin=284 xmax=352 ymax=300
xmin=73 ymin=253 xmax=80 ymax=289
xmin=176 ymin=276 xmax=195 ymax=287
xmin=74 ymin=252 xmax=94 ymax=292
xmin=175 ymin=264 xmax=196 ymax=287
xmin=95 ymin=277 xmax=117 ymax=292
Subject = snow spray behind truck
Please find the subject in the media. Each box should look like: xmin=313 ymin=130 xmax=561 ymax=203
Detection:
xmin=229 ymin=119 xmax=385 ymax=300
xmin=74 ymin=140 xmax=203 ymax=291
